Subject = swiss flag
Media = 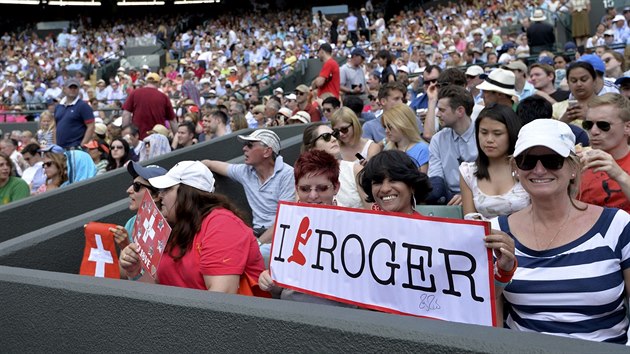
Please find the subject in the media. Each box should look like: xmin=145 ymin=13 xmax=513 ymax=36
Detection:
xmin=80 ymin=222 xmax=121 ymax=279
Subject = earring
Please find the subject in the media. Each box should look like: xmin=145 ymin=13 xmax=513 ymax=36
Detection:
xmin=511 ymin=171 xmax=518 ymax=177
xmin=571 ymin=174 xmax=576 ymax=178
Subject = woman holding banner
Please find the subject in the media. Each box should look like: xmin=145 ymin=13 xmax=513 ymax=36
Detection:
xmin=258 ymin=150 xmax=356 ymax=307
xmin=496 ymin=119 xmax=630 ymax=342
xmin=119 ymin=161 xmax=265 ymax=293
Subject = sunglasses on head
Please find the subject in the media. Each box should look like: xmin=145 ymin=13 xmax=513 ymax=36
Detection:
xmin=298 ymin=184 xmax=333 ymax=193
xmin=43 ymin=161 xmax=53 ymax=168
xmin=337 ymin=124 xmax=352 ymax=134
xmin=132 ymin=181 xmax=156 ymax=193
xmin=515 ymin=154 xmax=565 ymax=171
xmin=313 ymin=130 xmax=339 ymax=144
xmin=582 ymin=120 xmax=612 ymax=132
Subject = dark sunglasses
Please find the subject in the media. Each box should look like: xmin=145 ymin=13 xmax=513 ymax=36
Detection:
xmin=313 ymin=130 xmax=339 ymax=144
xmin=43 ymin=161 xmax=53 ymax=168
xmin=297 ymin=184 xmax=333 ymax=193
xmin=244 ymin=141 xmax=267 ymax=149
xmin=296 ymin=92 xmax=307 ymax=96
xmin=323 ymin=107 xmax=333 ymax=113
xmin=423 ymin=79 xmax=438 ymax=86
xmin=515 ymin=154 xmax=565 ymax=171
xmin=582 ymin=120 xmax=612 ymax=132
xmin=132 ymin=181 xmax=156 ymax=193
xmin=111 ymin=145 xmax=124 ymax=150
xmin=337 ymin=124 xmax=352 ymax=134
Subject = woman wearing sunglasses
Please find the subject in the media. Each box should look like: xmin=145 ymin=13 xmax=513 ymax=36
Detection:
xmin=37 ymin=151 xmax=68 ymax=194
xmin=382 ymin=103 xmax=430 ymax=173
xmin=460 ymin=104 xmax=529 ymax=220
xmin=258 ymin=150 xmax=356 ymax=306
xmin=109 ymin=161 xmax=167 ymax=278
xmin=301 ymin=123 xmax=367 ymax=209
xmin=106 ymin=138 xmax=131 ymax=171
xmin=330 ymin=107 xmax=382 ymax=163
xmin=495 ymin=119 xmax=630 ymax=343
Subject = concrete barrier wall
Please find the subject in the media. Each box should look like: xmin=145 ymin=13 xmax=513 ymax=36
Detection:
xmin=0 ymin=266 xmax=625 ymax=353
xmin=0 ymin=125 xmax=306 ymax=242
xmin=0 ymin=121 xmax=39 ymax=135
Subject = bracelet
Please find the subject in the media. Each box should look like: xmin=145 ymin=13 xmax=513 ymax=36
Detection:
xmin=494 ymin=278 xmax=512 ymax=288
xmin=494 ymin=271 xmax=513 ymax=284
xmin=129 ymin=269 xmax=144 ymax=281
xmin=496 ymin=258 xmax=518 ymax=277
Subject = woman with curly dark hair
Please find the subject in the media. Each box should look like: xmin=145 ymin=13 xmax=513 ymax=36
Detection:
xmin=119 ymin=160 xmax=265 ymax=292
xmin=358 ymin=150 xmax=431 ymax=213
xmin=106 ymin=138 xmax=130 ymax=171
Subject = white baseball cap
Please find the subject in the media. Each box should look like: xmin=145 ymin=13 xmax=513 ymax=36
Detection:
xmin=465 ymin=65 xmax=484 ymax=76
xmin=513 ymin=119 xmax=575 ymax=158
xmin=237 ymin=129 xmax=281 ymax=154
xmin=149 ymin=161 xmax=215 ymax=193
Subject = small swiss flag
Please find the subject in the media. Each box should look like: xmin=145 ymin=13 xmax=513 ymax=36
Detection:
xmin=80 ymin=222 xmax=121 ymax=279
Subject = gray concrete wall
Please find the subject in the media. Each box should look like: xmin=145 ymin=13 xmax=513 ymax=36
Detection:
xmin=0 ymin=266 xmax=626 ymax=353
xmin=0 ymin=121 xmax=39 ymax=135
xmin=0 ymin=125 xmax=306 ymax=242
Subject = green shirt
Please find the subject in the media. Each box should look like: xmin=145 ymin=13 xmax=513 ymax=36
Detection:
xmin=0 ymin=176 xmax=30 ymax=205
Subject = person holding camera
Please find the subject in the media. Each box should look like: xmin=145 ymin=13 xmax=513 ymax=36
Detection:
xmin=340 ymin=48 xmax=368 ymax=104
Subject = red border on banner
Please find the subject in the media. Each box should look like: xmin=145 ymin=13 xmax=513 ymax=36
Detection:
xmin=270 ymin=201 xmax=496 ymax=326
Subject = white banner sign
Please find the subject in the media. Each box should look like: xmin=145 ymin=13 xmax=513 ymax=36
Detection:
xmin=270 ymin=202 xmax=495 ymax=326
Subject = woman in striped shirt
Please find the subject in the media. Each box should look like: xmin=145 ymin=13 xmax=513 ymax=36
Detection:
xmin=495 ymin=119 xmax=629 ymax=343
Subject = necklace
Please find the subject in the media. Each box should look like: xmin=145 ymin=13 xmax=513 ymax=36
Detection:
xmin=531 ymin=208 xmax=572 ymax=250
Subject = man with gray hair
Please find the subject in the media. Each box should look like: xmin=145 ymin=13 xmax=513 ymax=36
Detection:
xmin=202 ymin=129 xmax=295 ymax=244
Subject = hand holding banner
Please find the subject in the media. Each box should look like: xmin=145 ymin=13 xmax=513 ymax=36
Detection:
xmin=269 ymin=202 xmax=495 ymax=326
xmin=131 ymin=191 xmax=172 ymax=279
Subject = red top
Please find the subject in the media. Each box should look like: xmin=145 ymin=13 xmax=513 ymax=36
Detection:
xmin=579 ymin=151 xmax=630 ymax=212
xmin=317 ymin=58 xmax=340 ymax=99
xmin=157 ymin=208 xmax=265 ymax=290
xmin=122 ymin=87 xmax=175 ymax=139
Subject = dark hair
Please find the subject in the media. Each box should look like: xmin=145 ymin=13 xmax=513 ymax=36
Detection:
xmin=0 ymin=152 xmax=13 ymax=176
xmin=424 ymin=64 xmax=442 ymax=77
xmin=301 ymin=122 xmax=329 ymax=152
xmin=21 ymin=143 xmax=41 ymax=156
xmin=106 ymin=138 xmax=130 ymax=171
xmin=167 ymin=184 xmax=248 ymax=261
xmin=211 ymin=110 xmax=229 ymax=125
xmin=358 ymin=150 xmax=431 ymax=205
xmin=125 ymin=124 xmax=140 ymax=137
xmin=474 ymin=104 xmax=522 ymax=180
xmin=516 ymin=95 xmax=552 ymax=126
xmin=378 ymin=81 xmax=407 ymax=100
xmin=437 ymin=85 xmax=474 ymax=116
xmin=294 ymin=150 xmax=340 ymax=188
xmin=178 ymin=121 xmax=196 ymax=135
xmin=566 ymin=61 xmax=597 ymax=81
xmin=376 ymin=50 xmax=392 ymax=65
xmin=343 ymin=95 xmax=364 ymax=116
xmin=437 ymin=68 xmax=467 ymax=87
xmin=322 ymin=96 xmax=341 ymax=108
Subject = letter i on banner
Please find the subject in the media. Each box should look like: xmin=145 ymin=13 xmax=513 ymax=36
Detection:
xmin=132 ymin=190 xmax=172 ymax=280
xmin=80 ymin=221 xmax=121 ymax=279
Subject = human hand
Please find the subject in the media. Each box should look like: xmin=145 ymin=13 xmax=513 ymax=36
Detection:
xmin=258 ymin=270 xmax=274 ymax=292
xmin=447 ymin=194 xmax=462 ymax=206
xmin=581 ymin=148 xmax=625 ymax=180
xmin=119 ymin=243 xmax=142 ymax=278
xmin=109 ymin=225 xmax=130 ymax=250
xmin=426 ymin=82 xmax=439 ymax=101
xmin=561 ymin=103 xmax=586 ymax=123
xmin=484 ymin=230 xmax=516 ymax=273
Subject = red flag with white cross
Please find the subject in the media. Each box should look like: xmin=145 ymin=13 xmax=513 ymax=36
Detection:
xmin=80 ymin=222 xmax=120 ymax=278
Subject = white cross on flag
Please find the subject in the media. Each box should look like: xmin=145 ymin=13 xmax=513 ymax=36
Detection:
xmin=132 ymin=190 xmax=172 ymax=279
xmin=80 ymin=222 xmax=120 ymax=278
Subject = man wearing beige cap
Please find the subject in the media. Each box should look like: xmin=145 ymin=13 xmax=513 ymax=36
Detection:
xmin=293 ymin=84 xmax=321 ymax=122
xmin=287 ymin=111 xmax=311 ymax=124
xmin=202 ymin=129 xmax=295 ymax=244
xmin=465 ymin=65 xmax=484 ymax=105
xmin=122 ymin=72 xmax=176 ymax=140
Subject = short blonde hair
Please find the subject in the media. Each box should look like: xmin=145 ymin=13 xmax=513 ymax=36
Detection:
xmin=382 ymin=103 xmax=421 ymax=150
xmin=588 ymin=93 xmax=630 ymax=122
xmin=330 ymin=107 xmax=362 ymax=145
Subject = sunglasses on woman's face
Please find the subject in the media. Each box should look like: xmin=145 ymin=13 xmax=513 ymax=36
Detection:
xmin=297 ymin=184 xmax=333 ymax=193
xmin=132 ymin=181 xmax=156 ymax=193
xmin=336 ymin=124 xmax=352 ymax=134
xmin=582 ymin=120 xmax=612 ymax=132
xmin=313 ymin=130 xmax=339 ymax=144
xmin=43 ymin=161 xmax=53 ymax=168
xmin=515 ymin=154 xmax=565 ymax=171
xmin=111 ymin=145 xmax=124 ymax=150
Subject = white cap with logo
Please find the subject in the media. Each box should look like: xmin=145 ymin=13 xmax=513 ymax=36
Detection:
xmin=149 ymin=161 xmax=215 ymax=193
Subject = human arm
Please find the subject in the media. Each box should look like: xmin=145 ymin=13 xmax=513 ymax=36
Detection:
xmin=353 ymin=162 xmax=371 ymax=209
xmin=122 ymin=110 xmax=132 ymax=126
xmin=484 ymin=229 xmax=516 ymax=327
xmin=258 ymin=269 xmax=283 ymax=297
xmin=559 ymin=102 xmax=587 ymax=124
xmin=422 ymin=82 xmax=439 ymax=140
xmin=109 ymin=225 xmax=130 ymax=251
xmin=460 ymin=172 xmax=478 ymax=215
xmin=201 ymin=159 xmax=231 ymax=176
xmin=366 ymin=139 xmax=382 ymax=160
xmin=580 ymin=149 xmax=630 ymax=201
xmin=312 ymin=76 xmax=326 ymax=89
xmin=533 ymin=90 xmax=557 ymax=104
xmin=80 ymin=121 xmax=95 ymax=146
xmin=203 ymin=274 xmax=240 ymax=293
xmin=119 ymin=243 xmax=156 ymax=282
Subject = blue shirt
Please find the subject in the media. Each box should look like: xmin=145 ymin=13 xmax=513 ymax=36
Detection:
xmin=427 ymin=121 xmax=477 ymax=195
xmin=227 ymin=155 xmax=296 ymax=228
xmin=362 ymin=113 xmax=386 ymax=143
xmin=54 ymin=96 xmax=94 ymax=148
xmin=410 ymin=93 xmax=429 ymax=111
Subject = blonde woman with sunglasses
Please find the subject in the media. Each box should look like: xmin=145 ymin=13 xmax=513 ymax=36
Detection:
xmin=330 ymin=107 xmax=381 ymax=163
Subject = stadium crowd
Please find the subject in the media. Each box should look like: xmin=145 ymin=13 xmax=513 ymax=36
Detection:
xmin=1 ymin=0 xmax=630 ymax=345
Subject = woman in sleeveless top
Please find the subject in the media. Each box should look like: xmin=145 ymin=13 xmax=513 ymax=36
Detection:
xmin=330 ymin=107 xmax=381 ymax=163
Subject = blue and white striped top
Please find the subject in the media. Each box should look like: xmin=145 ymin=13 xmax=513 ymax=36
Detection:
xmin=498 ymin=208 xmax=630 ymax=344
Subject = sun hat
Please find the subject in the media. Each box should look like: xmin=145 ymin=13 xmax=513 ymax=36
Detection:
xmin=476 ymin=68 xmax=517 ymax=96
xmin=148 ymin=161 xmax=215 ymax=193
xmin=513 ymin=119 xmax=575 ymax=157
xmin=530 ymin=9 xmax=547 ymax=22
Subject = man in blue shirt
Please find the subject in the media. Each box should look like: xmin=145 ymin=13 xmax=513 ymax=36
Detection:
xmin=54 ymin=79 xmax=94 ymax=149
